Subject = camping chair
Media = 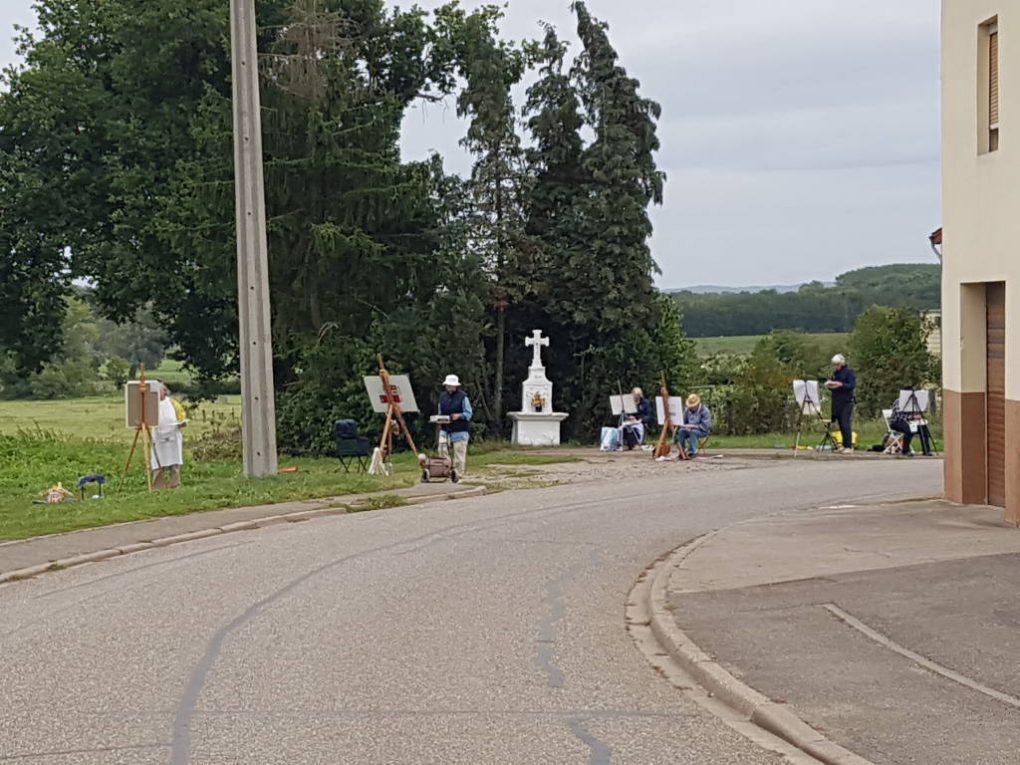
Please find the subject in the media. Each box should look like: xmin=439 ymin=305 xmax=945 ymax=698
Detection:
xmin=882 ymin=410 xmax=904 ymax=455
xmin=77 ymin=474 xmax=106 ymax=500
xmin=335 ymin=419 xmax=370 ymax=473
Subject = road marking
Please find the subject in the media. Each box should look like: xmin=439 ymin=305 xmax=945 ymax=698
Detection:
xmin=823 ymin=603 xmax=1020 ymax=710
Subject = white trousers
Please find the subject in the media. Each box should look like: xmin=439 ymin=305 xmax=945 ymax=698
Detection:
xmin=439 ymin=439 xmax=468 ymax=477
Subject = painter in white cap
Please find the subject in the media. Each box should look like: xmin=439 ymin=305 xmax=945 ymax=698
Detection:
xmin=825 ymin=353 xmax=857 ymax=453
xmin=438 ymin=373 xmax=472 ymax=481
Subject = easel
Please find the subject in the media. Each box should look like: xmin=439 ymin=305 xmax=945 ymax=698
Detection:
xmin=654 ymin=371 xmax=682 ymax=459
xmin=793 ymin=379 xmax=836 ymax=455
xmin=376 ymin=355 xmax=419 ymax=465
xmin=899 ymin=388 xmax=937 ymax=456
xmin=123 ymin=364 xmax=158 ymax=491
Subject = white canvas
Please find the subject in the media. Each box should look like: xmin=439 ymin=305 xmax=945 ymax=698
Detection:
xmin=793 ymin=380 xmax=822 ymax=413
xmin=897 ymin=389 xmax=930 ymax=413
xmin=655 ymin=396 xmax=684 ymax=426
xmin=609 ymin=394 xmax=638 ymax=416
xmin=364 ymin=375 xmax=419 ymax=413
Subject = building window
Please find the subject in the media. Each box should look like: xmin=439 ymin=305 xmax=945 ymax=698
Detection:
xmin=980 ymin=18 xmax=1000 ymax=154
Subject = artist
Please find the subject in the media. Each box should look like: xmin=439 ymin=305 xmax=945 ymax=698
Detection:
xmin=438 ymin=374 xmax=472 ymax=482
xmin=825 ymin=354 xmax=857 ymax=453
xmin=889 ymin=396 xmax=933 ymax=456
xmin=623 ymin=387 xmax=652 ymax=449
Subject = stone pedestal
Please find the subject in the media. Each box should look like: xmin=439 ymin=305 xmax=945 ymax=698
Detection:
xmin=509 ymin=411 xmax=569 ymax=446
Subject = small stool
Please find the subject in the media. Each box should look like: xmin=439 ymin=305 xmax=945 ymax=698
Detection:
xmin=77 ymin=474 xmax=107 ymax=501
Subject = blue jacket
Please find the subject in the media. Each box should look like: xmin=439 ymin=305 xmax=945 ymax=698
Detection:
xmin=635 ymin=397 xmax=652 ymax=426
xmin=683 ymin=404 xmax=712 ymax=433
xmin=831 ymin=366 xmax=856 ymax=408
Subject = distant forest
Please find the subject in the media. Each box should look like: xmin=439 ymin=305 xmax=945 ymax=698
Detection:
xmin=672 ymin=264 xmax=941 ymax=337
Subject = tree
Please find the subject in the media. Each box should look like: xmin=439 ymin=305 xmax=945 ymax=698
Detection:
xmin=443 ymin=5 xmax=530 ymax=435
xmin=520 ymin=5 xmax=668 ymax=437
xmin=849 ymin=306 xmax=936 ymax=417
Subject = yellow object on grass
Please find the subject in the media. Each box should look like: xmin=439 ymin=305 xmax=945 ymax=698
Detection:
xmin=833 ymin=431 xmax=859 ymax=447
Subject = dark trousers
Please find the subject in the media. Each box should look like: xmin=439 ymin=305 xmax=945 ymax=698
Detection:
xmin=832 ymin=403 xmax=853 ymax=449
xmin=892 ymin=420 xmax=933 ymax=455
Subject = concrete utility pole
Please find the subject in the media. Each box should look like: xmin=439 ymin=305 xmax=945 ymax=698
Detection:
xmin=230 ymin=0 xmax=279 ymax=477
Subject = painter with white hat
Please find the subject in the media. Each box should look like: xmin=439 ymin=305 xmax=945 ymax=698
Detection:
xmin=438 ymin=374 xmax=473 ymax=481
xmin=825 ymin=354 xmax=857 ymax=453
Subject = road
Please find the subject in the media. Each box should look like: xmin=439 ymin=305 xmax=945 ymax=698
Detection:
xmin=1 ymin=458 xmax=941 ymax=764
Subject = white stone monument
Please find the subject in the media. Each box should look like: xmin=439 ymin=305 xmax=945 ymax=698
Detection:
xmin=509 ymin=330 xmax=568 ymax=446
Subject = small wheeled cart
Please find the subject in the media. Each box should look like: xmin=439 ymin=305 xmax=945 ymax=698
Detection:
xmin=419 ymin=415 xmax=457 ymax=483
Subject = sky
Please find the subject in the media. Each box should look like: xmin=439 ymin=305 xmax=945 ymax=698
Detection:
xmin=0 ymin=0 xmax=943 ymax=290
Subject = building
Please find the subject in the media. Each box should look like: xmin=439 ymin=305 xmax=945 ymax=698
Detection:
xmin=942 ymin=2 xmax=1020 ymax=521
xmin=923 ymin=310 xmax=943 ymax=359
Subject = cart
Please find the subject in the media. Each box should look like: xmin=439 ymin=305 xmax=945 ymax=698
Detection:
xmin=419 ymin=415 xmax=458 ymax=483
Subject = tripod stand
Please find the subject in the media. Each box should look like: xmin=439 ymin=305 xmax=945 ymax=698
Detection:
xmin=899 ymin=388 xmax=936 ymax=456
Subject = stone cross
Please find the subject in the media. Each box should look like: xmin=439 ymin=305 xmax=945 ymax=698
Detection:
xmin=525 ymin=329 xmax=550 ymax=369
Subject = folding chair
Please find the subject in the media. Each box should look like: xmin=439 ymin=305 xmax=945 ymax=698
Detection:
xmin=882 ymin=410 xmax=904 ymax=455
xmin=335 ymin=419 xmax=370 ymax=472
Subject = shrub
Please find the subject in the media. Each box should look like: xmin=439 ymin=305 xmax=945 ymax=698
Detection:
xmin=849 ymin=307 xmax=936 ymax=417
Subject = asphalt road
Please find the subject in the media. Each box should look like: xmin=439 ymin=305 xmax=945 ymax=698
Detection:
xmin=1 ymin=458 xmax=941 ymax=764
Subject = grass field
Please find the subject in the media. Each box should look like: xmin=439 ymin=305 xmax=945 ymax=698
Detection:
xmin=0 ymin=394 xmax=574 ymax=540
xmin=0 ymin=395 xmax=242 ymax=445
xmin=694 ymin=332 xmax=850 ymax=357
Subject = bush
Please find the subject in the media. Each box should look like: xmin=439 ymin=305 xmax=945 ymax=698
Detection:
xmin=104 ymin=356 xmax=131 ymax=388
xmin=849 ymin=307 xmax=936 ymax=417
xmin=189 ymin=416 xmax=243 ymax=462
xmin=27 ymin=358 xmax=98 ymax=399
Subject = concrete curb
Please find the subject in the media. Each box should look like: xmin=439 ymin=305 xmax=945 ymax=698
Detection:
xmin=641 ymin=533 xmax=873 ymax=765
xmin=0 ymin=485 xmax=486 ymax=587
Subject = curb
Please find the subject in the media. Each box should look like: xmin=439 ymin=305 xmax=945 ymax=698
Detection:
xmin=638 ymin=532 xmax=873 ymax=765
xmin=0 ymin=485 xmax=486 ymax=587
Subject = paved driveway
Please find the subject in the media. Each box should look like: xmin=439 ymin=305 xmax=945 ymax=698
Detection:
xmin=0 ymin=458 xmax=941 ymax=764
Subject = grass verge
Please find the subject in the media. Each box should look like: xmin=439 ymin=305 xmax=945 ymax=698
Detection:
xmin=0 ymin=429 xmax=576 ymax=541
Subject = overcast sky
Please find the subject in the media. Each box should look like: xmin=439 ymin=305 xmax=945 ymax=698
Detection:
xmin=1 ymin=0 xmax=942 ymax=289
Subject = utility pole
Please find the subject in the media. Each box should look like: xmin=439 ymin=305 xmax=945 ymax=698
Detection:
xmin=230 ymin=0 xmax=278 ymax=477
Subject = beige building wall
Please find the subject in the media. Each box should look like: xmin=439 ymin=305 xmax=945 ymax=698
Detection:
xmin=942 ymin=1 xmax=1020 ymax=519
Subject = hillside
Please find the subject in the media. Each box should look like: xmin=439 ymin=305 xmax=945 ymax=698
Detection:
xmin=673 ymin=264 xmax=940 ymax=337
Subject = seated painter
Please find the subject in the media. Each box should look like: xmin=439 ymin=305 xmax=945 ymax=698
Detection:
xmin=677 ymin=393 xmax=712 ymax=458
xmin=622 ymin=387 xmax=652 ymax=449
xmin=889 ymin=396 xmax=933 ymax=456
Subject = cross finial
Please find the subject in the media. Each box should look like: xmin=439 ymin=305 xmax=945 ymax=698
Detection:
xmin=525 ymin=329 xmax=550 ymax=369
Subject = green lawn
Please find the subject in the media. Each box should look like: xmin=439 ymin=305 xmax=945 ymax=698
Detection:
xmin=707 ymin=418 xmax=942 ymax=451
xmin=694 ymin=332 xmax=850 ymax=357
xmin=0 ymin=395 xmax=242 ymax=445
xmin=0 ymin=395 xmax=576 ymax=540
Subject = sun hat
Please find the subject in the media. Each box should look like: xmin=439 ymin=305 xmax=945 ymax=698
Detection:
xmin=686 ymin=393 xmax=701 ymax=408
xmin=443 ymin=374 xmax=461 ymax=388
xmin=832 ymin=354 xmax=846 ymax=365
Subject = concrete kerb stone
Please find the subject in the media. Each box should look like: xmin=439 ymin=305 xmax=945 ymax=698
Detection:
xmin=0 ymin=485 xmax=488 ymax=587
xmin=643 ymin=528 xmax=875 ymax=765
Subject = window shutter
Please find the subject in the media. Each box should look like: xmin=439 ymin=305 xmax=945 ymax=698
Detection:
xmin=990 ymin=31 xmax=1000 ymax=127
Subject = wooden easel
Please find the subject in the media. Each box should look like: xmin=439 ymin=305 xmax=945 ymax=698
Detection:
xmin=377 ymin=355 xmax=419 ymax=463
xmin=123 ymin=364 xmax=158 ymax=491
xmin=654 ymin=371 xmax=682 ymax=459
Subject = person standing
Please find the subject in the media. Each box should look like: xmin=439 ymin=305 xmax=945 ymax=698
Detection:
xmin=438 ymin=374 xmax=472 ymax=482
xmin=826 ymin=354 xmax=857 ymax=453
xmin=677 ymin=393 xmax=712 ymax=458
xmin=151 ymin=382 xmax=185 ymax=489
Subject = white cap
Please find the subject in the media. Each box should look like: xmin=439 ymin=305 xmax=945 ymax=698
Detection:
xmin=443 ymin=374 xmax=461 ymax=387
xmin=832 ymin=354 xmax=846 ymax=365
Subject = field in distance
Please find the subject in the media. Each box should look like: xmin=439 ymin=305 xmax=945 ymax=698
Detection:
xmin=694 ymin=332 xmax=850 ymax=357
